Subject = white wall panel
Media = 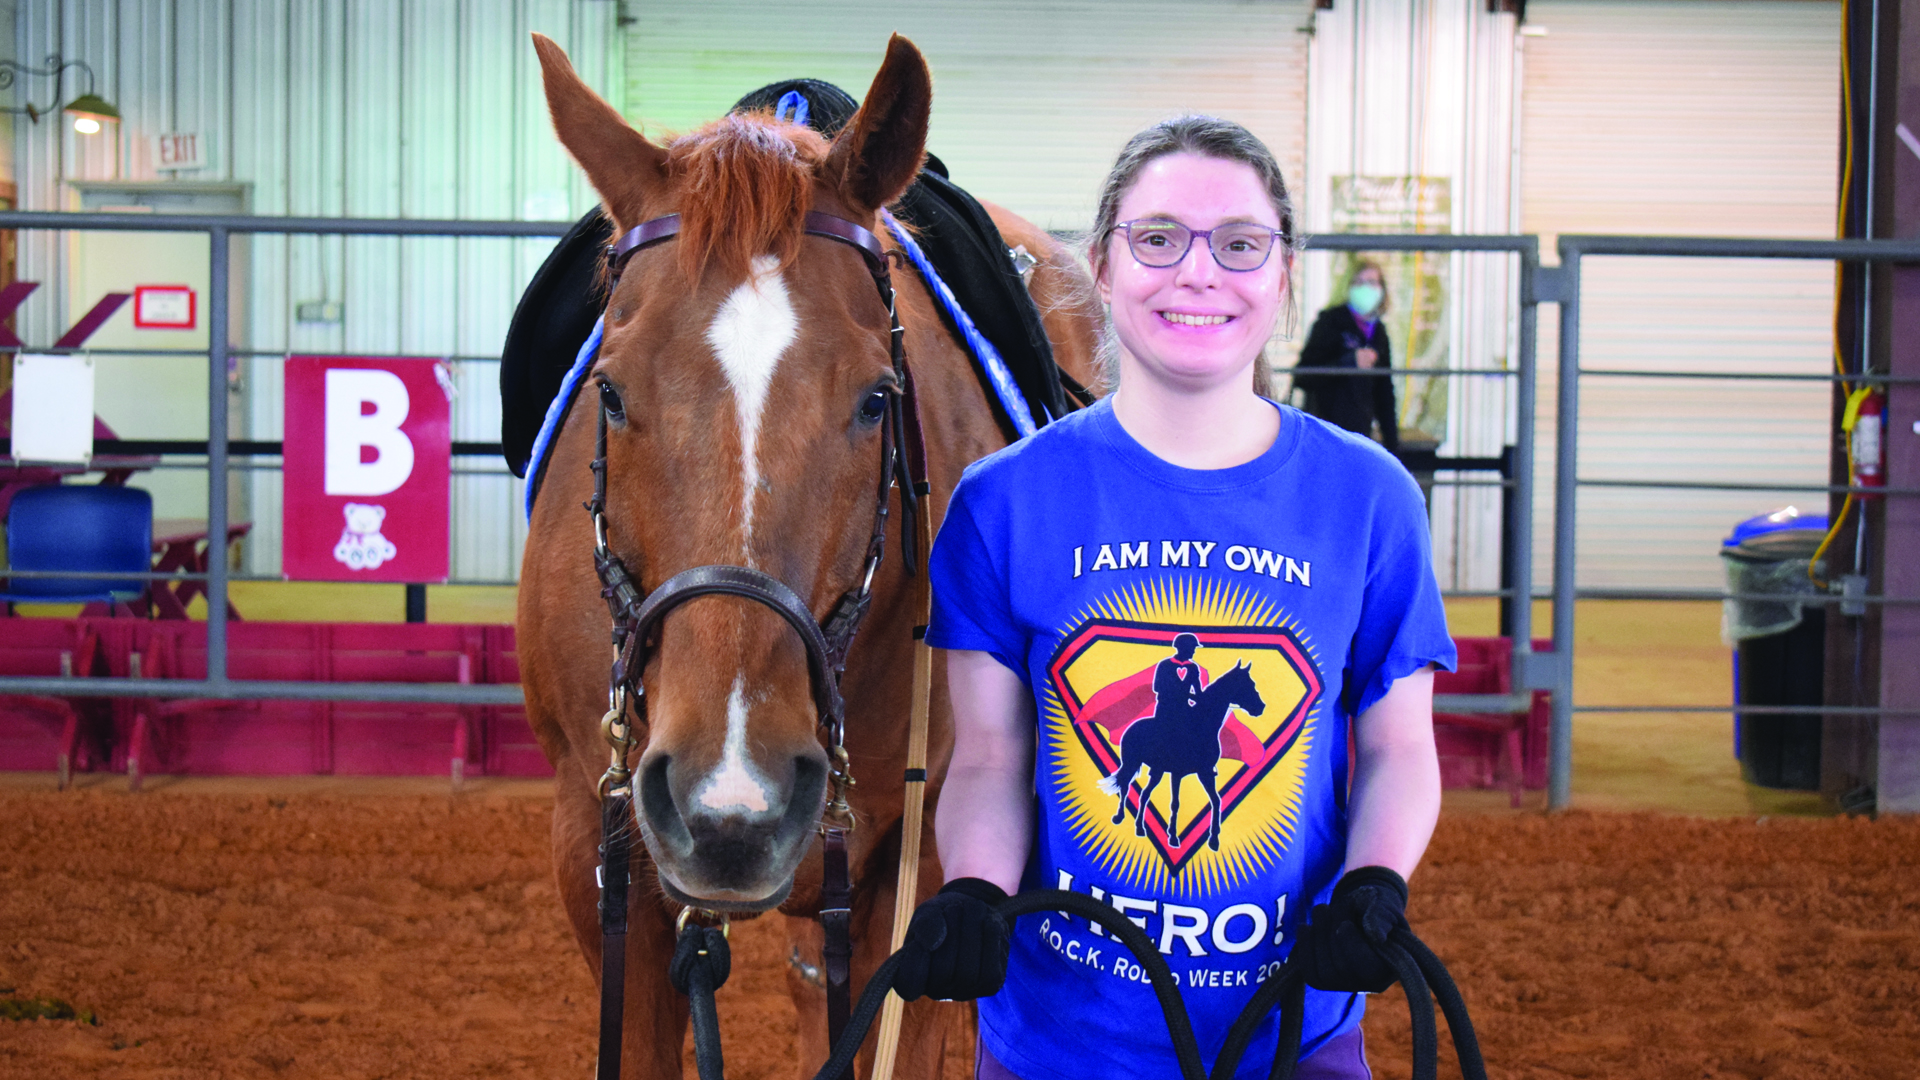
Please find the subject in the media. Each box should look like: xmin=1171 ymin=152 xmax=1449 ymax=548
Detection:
xmin=11 ymin=0 xmax=618 ymax=583
xmin=1520 ymin=1 xmax=1840 ymax=591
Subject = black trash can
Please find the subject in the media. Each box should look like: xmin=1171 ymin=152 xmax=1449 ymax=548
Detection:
xmin=1721 ymin=508 xmax=1828 ymax=791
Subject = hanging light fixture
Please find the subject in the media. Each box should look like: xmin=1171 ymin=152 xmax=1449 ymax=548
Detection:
xmin=0 ymin=55 xmax=118 ymax=136
xmin=63 ymin=93 xmax=119 ymax=135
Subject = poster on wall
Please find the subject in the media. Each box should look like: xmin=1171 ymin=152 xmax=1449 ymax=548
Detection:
xmin=282 ymin=357 xmax=451 ymax=583
xmin=1328 ymin=176 xmax=1452 ymax=447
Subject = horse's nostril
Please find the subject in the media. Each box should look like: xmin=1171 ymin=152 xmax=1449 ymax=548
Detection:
xmin=780 ymin=753 xmax=829 ymax=838
xmin=638 ymin=754 xmax=693 ymax=852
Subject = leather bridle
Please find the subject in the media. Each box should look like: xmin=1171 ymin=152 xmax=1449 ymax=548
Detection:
xmin=586 ymin=207 xmax=926 ymax=1080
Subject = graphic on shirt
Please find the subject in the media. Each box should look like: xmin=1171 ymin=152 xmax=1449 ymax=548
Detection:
xmin=1046 ymin=577 xmax=1324 ymax=897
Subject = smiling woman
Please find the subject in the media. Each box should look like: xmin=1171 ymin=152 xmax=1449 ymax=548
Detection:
xmin=905 ymin=115 xmax=1459 ymax=1080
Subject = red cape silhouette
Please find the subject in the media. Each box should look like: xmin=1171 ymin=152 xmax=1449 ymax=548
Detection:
xmin=1076 ymin=661 xmax=1262 ymax=764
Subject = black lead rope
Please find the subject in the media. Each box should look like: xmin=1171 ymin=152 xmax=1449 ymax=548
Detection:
xmin=804 ymin=889 xmax=1489 ymax=1080
xmin=669 ymin=919 xmax=733 ymax=1080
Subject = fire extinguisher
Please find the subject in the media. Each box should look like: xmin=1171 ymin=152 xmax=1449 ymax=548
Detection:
xmin=1846 ymin=386 xmax=1886 ymax=498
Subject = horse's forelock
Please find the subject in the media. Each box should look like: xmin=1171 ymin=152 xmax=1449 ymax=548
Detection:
xmin=668 ymin=114 xmax=829 ymax=284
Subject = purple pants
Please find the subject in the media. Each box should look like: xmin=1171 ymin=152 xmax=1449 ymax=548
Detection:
xmin=976 ymin=1026 xmax=1373 ymax=1080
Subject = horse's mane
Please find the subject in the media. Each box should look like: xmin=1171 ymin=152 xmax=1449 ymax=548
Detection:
xmin=666 ymin=113 xmax=830 ymax=283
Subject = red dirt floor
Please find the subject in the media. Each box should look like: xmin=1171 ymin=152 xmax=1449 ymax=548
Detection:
xmin=2 ymin=788 xmax=1915 ymax=1080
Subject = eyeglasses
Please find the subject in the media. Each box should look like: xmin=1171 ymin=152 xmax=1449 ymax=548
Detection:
xmin=1113 ymin=218 xmax=1286 ymax=272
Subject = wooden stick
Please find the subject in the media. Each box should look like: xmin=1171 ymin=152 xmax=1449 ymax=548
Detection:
xmin=872 ymin=492 xmax=936 ymax=1080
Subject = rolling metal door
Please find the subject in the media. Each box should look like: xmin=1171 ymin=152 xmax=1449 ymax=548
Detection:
xmin=1519 ymin=1 xmax=1841 ymax=590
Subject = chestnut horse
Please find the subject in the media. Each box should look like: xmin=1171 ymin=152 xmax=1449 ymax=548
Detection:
xmin=519 ymin=33 xmax=1102 ymax=1080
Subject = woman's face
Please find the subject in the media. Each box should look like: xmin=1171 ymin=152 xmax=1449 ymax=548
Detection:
xmin=1096 ymin=152 xmax=1288 ymax=392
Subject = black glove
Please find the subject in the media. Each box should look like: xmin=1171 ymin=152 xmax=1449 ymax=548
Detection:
xmin=1297 ymin=866 xmax=1410 ymax=994
xmin=892 ymin=877 xmax=1010 ymax=1002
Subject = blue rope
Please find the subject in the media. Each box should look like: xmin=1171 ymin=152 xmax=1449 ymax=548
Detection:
xmin=524 ymin=315 xmax=604 ymax=521
xmin=880 ymin=210 xmax=1039 ymax=438
xmin=773 ymin=90 xmax=810 ymax=127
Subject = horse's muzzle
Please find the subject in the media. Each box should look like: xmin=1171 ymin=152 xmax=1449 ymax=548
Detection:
xmin=635 ymin=749 xmax=828 ymax=911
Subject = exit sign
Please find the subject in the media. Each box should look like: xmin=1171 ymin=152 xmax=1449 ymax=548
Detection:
xmin=154 ymin=132 xmax=204 ymax=171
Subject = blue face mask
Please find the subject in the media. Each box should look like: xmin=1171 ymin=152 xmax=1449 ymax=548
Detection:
xmin=1348 ymin=283 xmax=1383 ymax=316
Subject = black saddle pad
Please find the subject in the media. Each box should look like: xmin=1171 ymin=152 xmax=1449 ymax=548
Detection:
xmin=499 ymin=83 xmax=1067 ymax=504
xmin=499 ymin=206 xmax=611 ymax=481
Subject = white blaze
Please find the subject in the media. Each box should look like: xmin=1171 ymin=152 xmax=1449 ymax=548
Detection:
xmin=704 ymin=255 xmax=798 ymax=562
xmin=696 ymin=675 xmax=773 ymax=813
xmin=693 ymin=256 xmax=793 ymax=816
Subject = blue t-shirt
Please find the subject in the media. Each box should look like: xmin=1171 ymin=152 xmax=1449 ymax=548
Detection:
xmin=927 ymin=397 xmax=1455 ymax=1080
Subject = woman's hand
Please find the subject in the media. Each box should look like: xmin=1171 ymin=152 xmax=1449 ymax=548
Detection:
xmin=894 ymin=877 xmax=1012 ymax=1001
xmin=1355 ymin=346 xmax=1379 ymax=369
xmin=1296 ymin=866 xmax=1410 ymax=994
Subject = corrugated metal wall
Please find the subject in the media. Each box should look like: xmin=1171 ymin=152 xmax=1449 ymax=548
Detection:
xmin=1520 ymin=1 xmax=1840 ymax=590
xmin=10 ymin=0 xmax=622 ymax=583
xmin=620 ymin=0 xmax=1311 ymax=235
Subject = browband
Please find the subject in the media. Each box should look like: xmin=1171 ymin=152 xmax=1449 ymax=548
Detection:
xmin=606 ymin=211 xmax=890 ymax=281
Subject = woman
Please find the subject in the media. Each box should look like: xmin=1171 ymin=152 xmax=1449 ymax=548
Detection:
xmin=1292 ymin=262 xmax=1399 ymax=450
xmin=903 ymin=116 xmax=1454 ymax=1080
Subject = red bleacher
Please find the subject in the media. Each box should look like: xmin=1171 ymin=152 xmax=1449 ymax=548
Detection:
xmin=0 ymin=618 xmax=544 ymax=787
xmin=1432 ymin=636 xmax=1550 ymax=806
xmin=2 ymin=622 xmax=1544 ymax=799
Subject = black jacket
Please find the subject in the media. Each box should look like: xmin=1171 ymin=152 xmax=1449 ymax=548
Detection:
xmin=1291 ymin=304 xmax=1399 ymax=449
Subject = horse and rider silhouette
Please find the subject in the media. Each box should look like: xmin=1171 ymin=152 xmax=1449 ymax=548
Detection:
xmin=1097 ymin=633 xmax=1267 ymax=851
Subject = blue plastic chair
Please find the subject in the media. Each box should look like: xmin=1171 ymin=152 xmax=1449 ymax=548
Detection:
xmin=0 ymin=484 xmax=154 ymax=610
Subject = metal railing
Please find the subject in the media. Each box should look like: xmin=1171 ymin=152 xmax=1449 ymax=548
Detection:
xmin=0 ymin=210 xmax=571 ymax=705
xmin=0 ymin=212 xmax=1911 ymax=804
xmin=1541 ymin=233 xmax=1920 ymax=807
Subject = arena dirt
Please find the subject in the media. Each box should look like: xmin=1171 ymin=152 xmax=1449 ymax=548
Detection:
xmin=2 ymin=790 xmax=1914 ymax=1080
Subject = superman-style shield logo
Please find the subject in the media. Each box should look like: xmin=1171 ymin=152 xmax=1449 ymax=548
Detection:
xmin=1049 ymin=619 xmax=1321 ymax=875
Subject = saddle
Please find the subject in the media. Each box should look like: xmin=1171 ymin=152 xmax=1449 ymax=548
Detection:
xmin=500 ymin=79 xmax=1074 ymax=508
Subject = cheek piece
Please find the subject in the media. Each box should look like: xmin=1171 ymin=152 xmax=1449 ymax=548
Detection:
xmin=1296 ymin=865 xmax=1411 ymax=995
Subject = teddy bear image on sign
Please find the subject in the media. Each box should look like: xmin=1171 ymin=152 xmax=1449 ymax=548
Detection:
xmin=334 ymin=502 xmax=400 ymax=571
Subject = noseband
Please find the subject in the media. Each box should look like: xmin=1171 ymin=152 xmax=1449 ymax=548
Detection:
xmin=586 ymin=207 xmax=926 ymax=1080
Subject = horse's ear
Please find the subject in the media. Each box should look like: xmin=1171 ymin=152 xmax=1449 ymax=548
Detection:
xmin=532 ymin=33 xmax=665 ymax=231
xmin=825 ymin=34 xmax=931 ymax=216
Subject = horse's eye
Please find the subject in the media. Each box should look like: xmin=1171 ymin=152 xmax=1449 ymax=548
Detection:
xmin=857 ymin=390 xmax=889 ymax=426
xmin=599 ymin=381 xmax=625 ymax=422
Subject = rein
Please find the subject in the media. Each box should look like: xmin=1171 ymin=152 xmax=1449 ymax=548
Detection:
xmin=586 ymin=208 xmax=926 ymax=1080
xmin=812 ymin=890 xmax=1489 ymax=1080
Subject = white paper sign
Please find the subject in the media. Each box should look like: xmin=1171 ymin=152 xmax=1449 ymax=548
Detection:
xmin=153 ymin=132 xmax=204 ymax=171
xmin=134 ymin=285 xmax=195 ymax=329
xmin=11 ymin=354 xmax=95 ymax=464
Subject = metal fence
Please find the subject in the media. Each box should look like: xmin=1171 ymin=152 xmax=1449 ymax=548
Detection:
xmin=0 ymin=212 xmax=1912 ymax=807
xmin=0 ymin=210 xmax=566 ymax=707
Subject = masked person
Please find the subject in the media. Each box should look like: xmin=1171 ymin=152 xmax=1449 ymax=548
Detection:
xmin=903 ymin=117 xmax=1454 ymax=1080
xmin=1291 ymin=262 xmax=1398 ymax=451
